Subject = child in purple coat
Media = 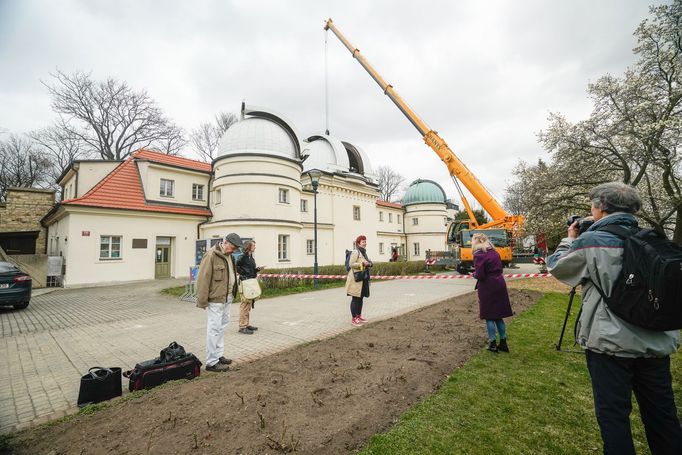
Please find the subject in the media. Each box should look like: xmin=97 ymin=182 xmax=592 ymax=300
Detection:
xmin=471 ymin=233 xmax=513 ymax=353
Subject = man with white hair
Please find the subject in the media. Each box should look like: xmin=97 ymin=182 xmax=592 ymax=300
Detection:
xmin=548 ymin=182 xmax=682 ymax=454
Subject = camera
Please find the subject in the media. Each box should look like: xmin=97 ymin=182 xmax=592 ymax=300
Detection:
xmin=567 ymin=215 xmax=594 ymax=235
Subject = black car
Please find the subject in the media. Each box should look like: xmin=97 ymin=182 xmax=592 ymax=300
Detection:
xmin=0 ymin=261 xmax=32 ymax=310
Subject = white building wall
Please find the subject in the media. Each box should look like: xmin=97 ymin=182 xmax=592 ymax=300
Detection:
xmin=140 ymin=163 xmax=210 ymax=207
xmin=74 ymin=162 xmax=122 ymax=197
xmin=404 ymin=203 xmax=448 ymax=260
xmin=54 ymin=210 xmax=202 ymax=287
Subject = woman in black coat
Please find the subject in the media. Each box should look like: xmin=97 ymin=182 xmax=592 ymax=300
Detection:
xmin=236 ymin=240 xmax=264 ymax=335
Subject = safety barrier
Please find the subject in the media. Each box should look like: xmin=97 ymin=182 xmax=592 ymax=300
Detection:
xmin=259 ymin=273 xmax=552 ymax=280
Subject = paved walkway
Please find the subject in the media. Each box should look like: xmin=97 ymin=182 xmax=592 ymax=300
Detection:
xmin=0 ymin=275 xmax=478 ymax=434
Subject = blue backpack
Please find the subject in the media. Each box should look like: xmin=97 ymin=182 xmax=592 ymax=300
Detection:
xmin=345 ymin=249 xmax=352 ymax=272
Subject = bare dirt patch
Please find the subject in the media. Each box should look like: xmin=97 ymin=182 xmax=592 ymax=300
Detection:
xmin=7 ymin=289 xmax=541 ymax=455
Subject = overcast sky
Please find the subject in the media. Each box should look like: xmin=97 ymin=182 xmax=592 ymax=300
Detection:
xmin=0 ymin=0 xmax=660 ymax=209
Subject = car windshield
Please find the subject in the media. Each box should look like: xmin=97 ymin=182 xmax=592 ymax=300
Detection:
xmin=0 ymin=262 xmax=20 ymax=273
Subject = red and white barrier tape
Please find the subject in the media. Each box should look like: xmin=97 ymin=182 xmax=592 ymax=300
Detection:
xmin=258 ymin=273 xmax=552 ymax=280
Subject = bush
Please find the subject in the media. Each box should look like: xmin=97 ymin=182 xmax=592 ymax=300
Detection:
xmin=260 ymin=261 xmax=446 ymax=290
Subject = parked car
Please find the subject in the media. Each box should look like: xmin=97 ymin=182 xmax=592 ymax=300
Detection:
xmin=0 ymin=261 xmax=32 ymax=310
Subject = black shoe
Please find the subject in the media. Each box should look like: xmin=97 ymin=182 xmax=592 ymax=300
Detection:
xmin=498 ymin=339 xmax=509 ymax=353
xmin=246 ymin=325 xmax=258 ymax=331
xmin=238 ymin=327 xmax=254 ymax=335
xmin=206 ymin=363 xmax=229 ymax=372
xmin=218 ymin=356 xmax=233 ymax=365
xmin=488 ymin=340 xmax=499 ymax=353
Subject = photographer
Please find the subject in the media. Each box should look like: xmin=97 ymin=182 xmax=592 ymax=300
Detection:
xmin=547 ymin=182 xmax=681 ymax=454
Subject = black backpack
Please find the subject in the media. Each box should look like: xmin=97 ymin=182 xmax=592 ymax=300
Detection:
xmin=345 ymin=249 xmax=352 ymax=272
xmin=592 ymin=225 xmax=682 ymax=331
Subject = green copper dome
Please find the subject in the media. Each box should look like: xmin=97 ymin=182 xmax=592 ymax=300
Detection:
xmin=401 ymin=179 xmax=447 ymax=206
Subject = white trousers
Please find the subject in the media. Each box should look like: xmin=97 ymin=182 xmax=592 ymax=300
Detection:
xmin=206 ymin=296 xmax=232 ymax=367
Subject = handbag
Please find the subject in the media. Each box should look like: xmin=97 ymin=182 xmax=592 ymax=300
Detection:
xmin=353 ymin=269 xmax=368 ymax=282
xmin=77 ymin=367 xmax=122 ymax=407
xmin=239 ymin=278 xmax=262 ymax=299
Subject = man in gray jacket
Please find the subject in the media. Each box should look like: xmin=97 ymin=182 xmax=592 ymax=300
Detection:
xmin=548 ymin=182 xmax=681 ymax=454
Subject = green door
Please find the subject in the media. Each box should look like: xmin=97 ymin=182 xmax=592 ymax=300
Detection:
xmin=155 ymin=245 xmax=171 ymax=278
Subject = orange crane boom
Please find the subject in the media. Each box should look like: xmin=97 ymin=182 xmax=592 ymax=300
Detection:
xmin=324 ymin=18 xmax=525 ymax=268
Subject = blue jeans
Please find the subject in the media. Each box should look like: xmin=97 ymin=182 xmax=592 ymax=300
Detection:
xmin=586 ymin=350 xmax=682 ymax=455
xmin=485 ymin=319 xmax=506 ymax=342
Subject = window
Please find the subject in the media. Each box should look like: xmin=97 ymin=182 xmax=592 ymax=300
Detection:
xmin=301 ymin=199 xmax=308 ymax=212
xmin=278 ymin=234 xmax=290 ymax=260
xmin=397 ymin=214 xmax=401 ymax=224
xmin=160 ymin=179 xmax=174 ymax=197
xmin=389 ymin=213 xmax=393 ymax=223
xmin=412 ymin=217 xmax=419 ymax=225
xmin=278 ymin=188 xmax=289 ymax=204
xmin=214 ymin=189 xmax=222 ymax=205
xmin=192 ymin=184 xmax=204 ymax=200
xmin=413 ymin=242 xmax=420 ymax=256
xmin=353 ymin=206 xmax=361 ymax=220
xmin=100 ymin=236 xmax=122 ymax=259
xmin=306 ymin=239 xmax=315 ymax=255
xmin=379 ymin=211 xmax=384 ymax=222
xmin=379 ymin=242 xmax=384 ymax=254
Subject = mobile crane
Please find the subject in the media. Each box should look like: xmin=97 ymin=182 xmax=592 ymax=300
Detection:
xmin=324 ymin=18 xmax=525 ymax=271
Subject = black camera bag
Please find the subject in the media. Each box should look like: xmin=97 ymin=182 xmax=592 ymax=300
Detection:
xmin=124 ymin=342 xmax=201 ymax=391
xmin=593 ymin=225 xmax=682 ymax=331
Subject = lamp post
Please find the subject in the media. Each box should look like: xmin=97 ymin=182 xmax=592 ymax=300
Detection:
xmin=308 ymin=169 xmax=322 ymax=287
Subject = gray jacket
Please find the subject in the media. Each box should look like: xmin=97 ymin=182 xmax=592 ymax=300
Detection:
xmin=547 ymin=213 xmax=679 ymax=358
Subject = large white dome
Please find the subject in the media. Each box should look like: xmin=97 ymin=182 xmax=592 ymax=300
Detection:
xmin=216 ymin=104 xmax=303 ymax=161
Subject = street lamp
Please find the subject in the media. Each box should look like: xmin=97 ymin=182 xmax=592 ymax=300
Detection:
xmin=308 ymin=169 xmax=322 ymax=287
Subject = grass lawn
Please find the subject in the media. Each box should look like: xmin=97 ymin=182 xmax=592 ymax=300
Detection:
xmin=361 ymin=292 xmax=682 ymax=455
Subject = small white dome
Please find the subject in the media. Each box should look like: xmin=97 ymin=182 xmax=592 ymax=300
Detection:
xmin=303 ymin=134 xmax=350 ymax=173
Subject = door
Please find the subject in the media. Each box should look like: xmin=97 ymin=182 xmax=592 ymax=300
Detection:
xmin=155 ymin=245 xmax=171 ymax=278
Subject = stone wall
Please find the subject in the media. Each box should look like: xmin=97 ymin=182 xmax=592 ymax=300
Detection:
xmin=0 ymin=188 xmax=56 ymax=255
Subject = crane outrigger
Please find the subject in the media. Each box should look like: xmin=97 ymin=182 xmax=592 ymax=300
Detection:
xmin=324 ymin=18 xmax=525 ymax=270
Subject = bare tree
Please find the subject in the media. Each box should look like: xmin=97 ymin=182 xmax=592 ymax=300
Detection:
xmin=375 ymin=165 xmax=405 ymax=202
xmin=190 ymin=112 xmax=238 ymax=162
xmin=0 ymin=134 xmax=53 ymax=201
xmin=29 ymin=124 xmax=88 ymax=183
xmin=44 ymin=70 xmax=186 ymax=160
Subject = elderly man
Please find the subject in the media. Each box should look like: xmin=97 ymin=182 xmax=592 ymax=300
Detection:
xmin=547 ymin=182 xmax=682 ymax=454
xmin=196 ymin=233 xmax=243 ymax=372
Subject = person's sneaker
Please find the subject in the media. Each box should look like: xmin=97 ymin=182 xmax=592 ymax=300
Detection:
xmin=218 ymin=356 xmax=233 ymax=365
xmin=246 ymin=325 xmax=258 ymax=331
xmin=488 ymin=340 xmax=499 ymax=353
xmin=357 ymin=316 xmax=368 ymax=323
xmin=351 ymin=317 xmax=362 ymax=327
xmin=206 ymin=363 xmax=229 ymax=372
xmin=238 ymin=327 xmax=254 ymax=335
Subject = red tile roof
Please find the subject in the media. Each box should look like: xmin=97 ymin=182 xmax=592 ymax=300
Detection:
xmin=62 ymin=151 xmax=212 ymax=217
xmin=134 ymin=149 xmax=212 ymax=172
xmin=376 ymin=200 xmax=402 ymax=209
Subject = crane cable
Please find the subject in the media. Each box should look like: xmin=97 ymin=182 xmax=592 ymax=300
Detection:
xmin=324 ymin=28 xmax=330 ymax=135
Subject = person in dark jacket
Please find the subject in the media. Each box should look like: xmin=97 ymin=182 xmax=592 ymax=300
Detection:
xmin=471 ymin=233 xmax=512 ymax=353
xmin=548 ymin=182 xmax=681 ymax=454
xmin=236 ymin=240 xmax=264 ymax=335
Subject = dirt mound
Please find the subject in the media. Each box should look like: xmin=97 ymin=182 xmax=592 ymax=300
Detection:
xmin=7 ymin=289 xmax=540 ymax=454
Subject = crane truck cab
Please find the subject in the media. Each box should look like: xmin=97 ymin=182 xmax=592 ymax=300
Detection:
xmin=447 ymin=221 xmax=512 ymax=273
